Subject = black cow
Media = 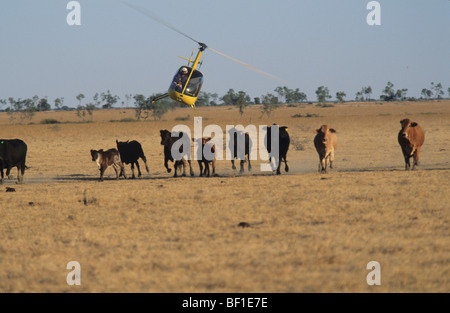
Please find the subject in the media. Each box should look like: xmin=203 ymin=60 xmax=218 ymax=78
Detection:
xmin=160 ymin=129 xmax=194 ymax=177
xmin=116 ymin=140 xmax=149 ymax=179
xmin=228 ymin=128 xmax=252 ymax=172
xmin=265 ymin=124 xmax=290 ymax=175
xmin=193 ymin=137 xmax=216 ymax=177
xmin=0 ymin=139 xmax=28 ymax=184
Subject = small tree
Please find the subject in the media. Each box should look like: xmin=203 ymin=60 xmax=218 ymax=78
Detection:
xmin=315 ymin=86 xmax=331 ymax=103
xmin=220 ymin=89 xmax=250 ymax=116
xmin=0 ymin=99 xmax=6 ymax=110
xmin=298 ymin=92 xmax=307 ymax=103
xmin=21 ymin=98 xmax=37 ymax=122
xmin=54 ymin=98 xmax=62 ymax=110
xmin=274 ymin=86 xmax=307 ymax=104
xmin=76 ymin=94 xmax=85 ymax=106
xmin=431 ymin=82 xmax=444 ymax=99
xmin=101 ymin=90 xmax=120 ymax=109
xmin=380 ymin=82 xmax=407 ymax=101
xmin=76 ymin=105 xmax=86 ymax=121
xmin=134 ymin=93 xmax=169 ymax=121
xmin=37 ymin=97 xmax=51 ymax=111
xmin=134 ymin=94 xmax=147 ymax=120
xmin=124 ymin=94 xmax=132 ymax=108
xmin=260 ymin=93 xmax=280 ymax=117
xmin=364 ymin=86 xmax=372 ymax=100
xmin=336 ymin=91 xmax=346 ymax=103
xmin=421 ymin=88 xmax=432 ymax=99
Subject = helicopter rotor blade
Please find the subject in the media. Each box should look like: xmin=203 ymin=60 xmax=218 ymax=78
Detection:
xmin=207 ymin=47 xmax=286 ymax=83
xmin=123 ymin=2 xmax=201 ymax=45
xmin=124 ymin=2 xmax=286 ymax=83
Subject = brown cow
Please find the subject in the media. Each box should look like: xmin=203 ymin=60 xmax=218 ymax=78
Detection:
xmin=314 ymin=125 xmax=337 ymax=173
xmin=398 ymin=119 xmax=425 ymax=171
xmin=90 ymin=148 xmax=126 ymax=182
xmin=193 ymin=137 xmax=216 ymax=177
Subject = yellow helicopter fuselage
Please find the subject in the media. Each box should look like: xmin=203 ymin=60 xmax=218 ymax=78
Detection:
xmin=168 ymin=46 xmax=205 ymax=107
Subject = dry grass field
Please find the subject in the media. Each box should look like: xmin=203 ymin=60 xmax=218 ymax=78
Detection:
xmin=0 ymin=100 xmax=449 ymax=293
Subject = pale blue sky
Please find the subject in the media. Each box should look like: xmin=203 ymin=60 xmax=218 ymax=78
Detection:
xmin=0 ymin=0 xmax=449 ymax=107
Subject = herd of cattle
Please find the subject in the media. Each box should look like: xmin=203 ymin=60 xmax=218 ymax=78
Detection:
xmin=0 ymin=119 xmax=425 ymax=183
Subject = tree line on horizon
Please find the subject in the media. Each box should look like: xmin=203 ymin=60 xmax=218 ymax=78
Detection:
xmin=0 ymin=82 xmax=448 ymax=123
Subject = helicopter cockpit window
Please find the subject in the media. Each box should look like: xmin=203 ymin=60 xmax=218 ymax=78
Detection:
xmin=184 ymin=70 xmax=204 ymax=97
xmin=171 ymin=67 xmax=191 ymax=93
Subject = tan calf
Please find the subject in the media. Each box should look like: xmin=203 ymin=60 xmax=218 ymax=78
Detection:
xmin=314 ymin=125 xmax=337 ymax=173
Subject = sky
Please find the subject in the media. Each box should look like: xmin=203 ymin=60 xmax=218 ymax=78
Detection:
xmin=0 ymin=0 xmax=449 ymax=108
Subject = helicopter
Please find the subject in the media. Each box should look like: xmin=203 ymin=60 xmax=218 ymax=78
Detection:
xmin=125 ymin=3 xmax=285 ymax=111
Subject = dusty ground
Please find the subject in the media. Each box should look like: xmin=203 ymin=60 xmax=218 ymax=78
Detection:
xmin=0 ymin=100 xmax=449 ymax=292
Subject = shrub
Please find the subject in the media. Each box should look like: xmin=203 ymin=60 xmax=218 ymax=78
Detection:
xmin=40 ymin=118 xmax=60 ymax=124
xmin=175 ymin=115 xmax=190 ymax=121
xmin=109 ymin=118 xmax=137 ymax=123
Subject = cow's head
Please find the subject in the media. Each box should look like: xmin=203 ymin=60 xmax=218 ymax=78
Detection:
xmin=202 ymin=137 xmax=212 ymax=145
xmin=90 ymin=149 xmax=98 ymax=161
xmin=160 ymin=129 xmax=170 ymax=145
xmin=314 ymin=125 xmax=336 ymax=144
xmin=400 ymin=119 xmax=418 ymax=138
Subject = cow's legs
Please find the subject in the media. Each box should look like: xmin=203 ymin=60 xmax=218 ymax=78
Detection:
xmin=135 ymin=162 xmax=142 ymax=177
xmin=205 ymin=162 xmax=210 ymax=177
xmin=198 ymin=161 xmax=204 ymax=177
xmin=173 ymin=160 xmax=182 ymax=177
xmin=0 ymin=168 xmax=4 ymax=184
xmin=6 ymin=167 xmax=12 ymax=180
xmin=283 ymin=156 xmax=289 ymax=172
xmin=329 ymin=151 xmax=334 ymax=169
xmin=181 ymin=159 xmax=187 ymax=177
xmin=319 ymin=156 xmax=327 ymax=173
xmin=404 ymin=156 xmax=411 ymax=171
xmin=120 ymin=163 xmax=126 ymax=179
xmin=16 ymin=165 xmax=23 ymax=184
xmin=165 ymin=158 xmax=172 ymax=173
xmin=239 ymin=160 xmax=245 ymax=173
xmin=188 ymin=160 xmax=194 ymax=176
xmin=412 ymin=147 xmax=421 ymax=170
xmin=231 ymin=159 xmax=236 ymax=170
xmin=130 ymin=163 xmax=136 ymax=179
xmin=99 ymin=166 xmax=106 ymax=182
xmin=112 ymin=164 xmax=120 ymax=180
xmin=247 ymin=155 xmax=252 ymax=171
xmin=141 ymin=156 xmax=150 ymax=174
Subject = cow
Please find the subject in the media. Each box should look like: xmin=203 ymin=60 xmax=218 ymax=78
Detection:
xmin=265 ymin=124 xmax=290 ymax=175
xmin=228 ymin=128 xmax=252 ymax=172
xmin=193 ymin=137 xmax=216 ymax=177
xmin=0 ymin=139 xmax=28 ymax=184
xmin=116 ymin=140 xmax=149 ymax=179
xmin=398 ymin=119 xmax=425 ymax=171
xmin=313 ymin=125 xmax=337 ymax=173
xmin=90 ymin=148 xmax=126 ymax=182
xmin=160 ymin=129 xmax=194 ymax=177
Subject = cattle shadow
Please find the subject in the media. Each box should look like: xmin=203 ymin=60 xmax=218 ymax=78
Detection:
xmin=53 ymin=173 xmax=186 ymax=182
xmin=336 ymin=165 xmax=449 ymax=173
